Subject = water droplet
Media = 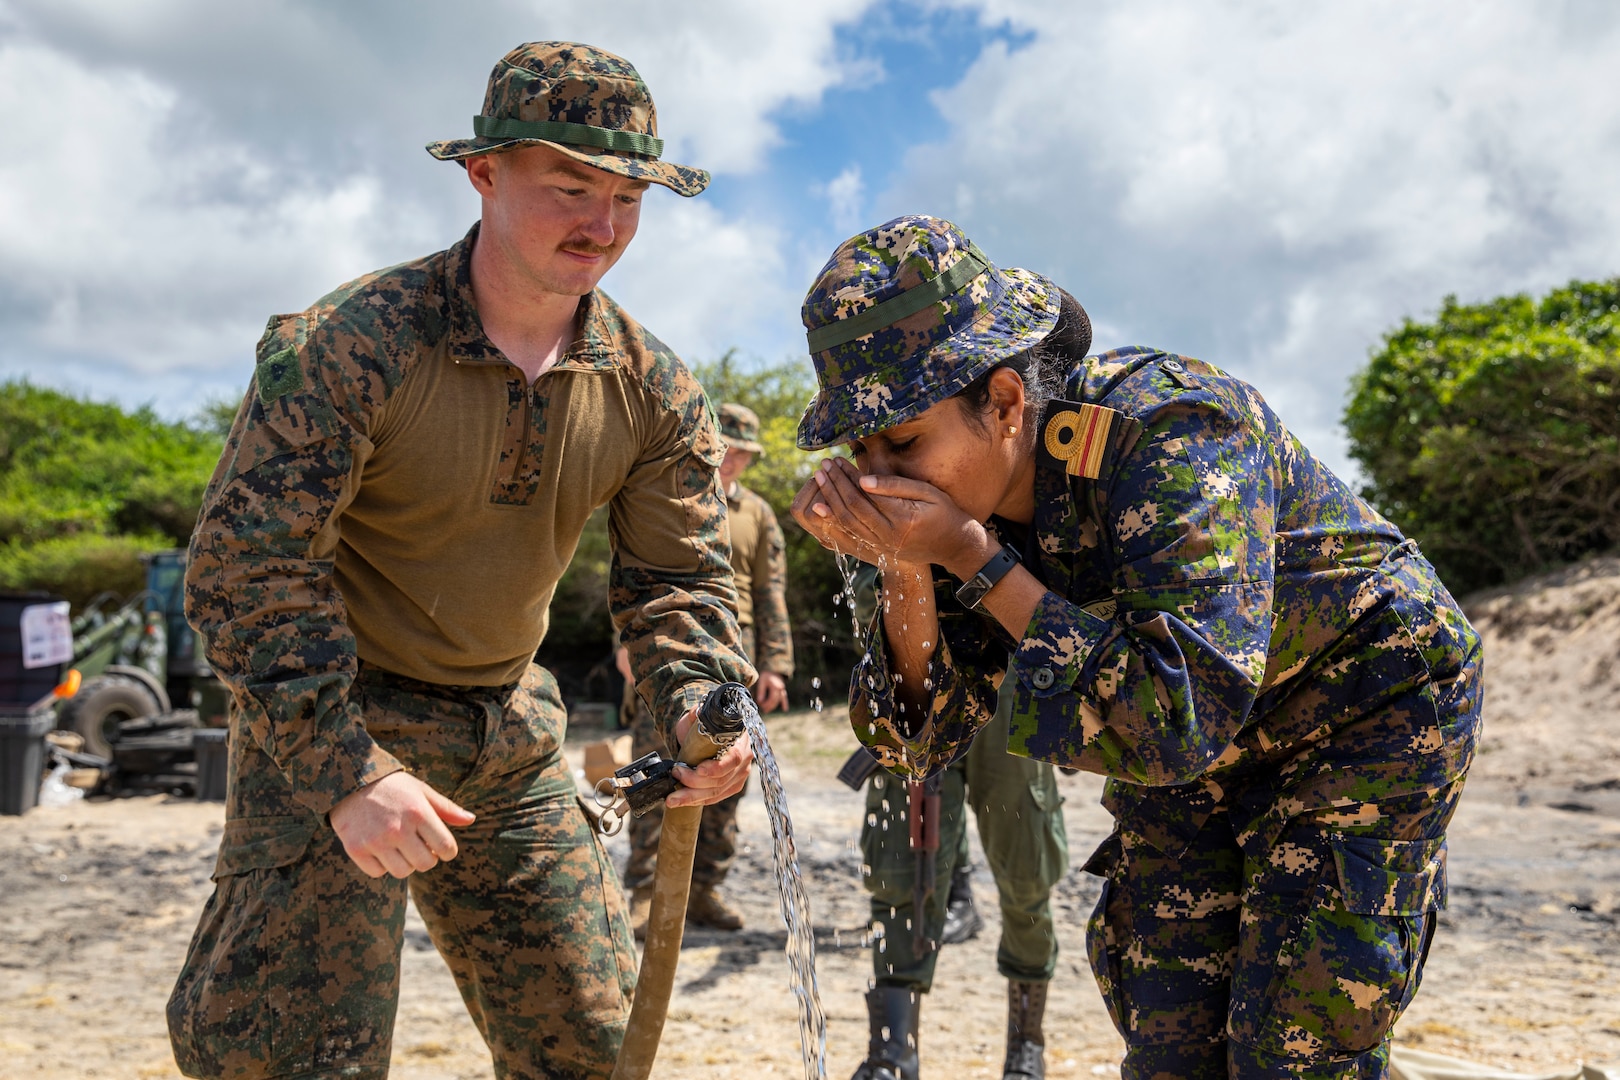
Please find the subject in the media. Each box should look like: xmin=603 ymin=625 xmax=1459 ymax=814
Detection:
xmin=811 ymin=676 xmax=822 ymax=689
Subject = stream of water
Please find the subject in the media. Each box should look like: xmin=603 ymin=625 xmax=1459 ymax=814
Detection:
xmin=744 ymin=709 xmax=829 ymax=1080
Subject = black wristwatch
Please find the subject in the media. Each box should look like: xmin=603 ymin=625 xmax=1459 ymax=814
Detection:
xmin=955 ymin=545 xmax=1020 ymax=610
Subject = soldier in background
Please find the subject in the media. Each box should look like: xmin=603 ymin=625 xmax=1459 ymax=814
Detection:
xmin=619 ymin=402 xmax=793 ymax=934
xmin=845 ymin=562 xmax=1068 ymax=1080
xmin=169 ymin=43 xmax=753 ymax=1080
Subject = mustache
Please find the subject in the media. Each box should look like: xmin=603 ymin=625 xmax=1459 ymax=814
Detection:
xmin=560 ymin=239 xmax=615 ymax=257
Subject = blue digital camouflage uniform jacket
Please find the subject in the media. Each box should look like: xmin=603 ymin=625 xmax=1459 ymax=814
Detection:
xmin=850 ymin=346 xmax=1482 ymax=860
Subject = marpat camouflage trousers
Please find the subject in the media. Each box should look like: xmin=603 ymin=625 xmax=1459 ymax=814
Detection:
xmin=167 ymin=663 xmax=636 ymax=1080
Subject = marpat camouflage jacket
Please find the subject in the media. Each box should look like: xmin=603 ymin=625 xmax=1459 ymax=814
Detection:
xmin=187 ymin=224 xmax=750 ymax=816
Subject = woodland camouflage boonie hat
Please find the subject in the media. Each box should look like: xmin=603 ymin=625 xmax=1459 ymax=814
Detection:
xmin=426 ymin=41 xmax=709 ymax=197
xmin=717 ymin=403 xmax=765 ymax=454
xmin=796 ymin=215 xmax=1061 ymax=450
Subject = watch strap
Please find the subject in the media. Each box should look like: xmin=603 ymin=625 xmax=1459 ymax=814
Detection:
xmin=955 ymin=545 xmax=1020 ymax=610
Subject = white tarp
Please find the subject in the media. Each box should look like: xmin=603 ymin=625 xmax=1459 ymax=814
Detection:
xmin=1393 ymin=1048 xmax=1620 ymax=1080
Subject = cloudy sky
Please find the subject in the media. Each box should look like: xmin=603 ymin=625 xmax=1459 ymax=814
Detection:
xmin=2 ymin=0 xmax=1617 ymax=474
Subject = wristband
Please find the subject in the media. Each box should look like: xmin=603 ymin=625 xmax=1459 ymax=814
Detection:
xmin=954 ymin=545 xmax=1019 ymax=610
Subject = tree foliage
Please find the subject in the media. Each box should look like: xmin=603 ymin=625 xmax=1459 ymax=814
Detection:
xmin=1345 ymin=278 xmax=1620 ymax=594
xmin=688 ymin=353 xmax=852 ymax=694
xmin=0 ymin=381 xmax=222 ymax=606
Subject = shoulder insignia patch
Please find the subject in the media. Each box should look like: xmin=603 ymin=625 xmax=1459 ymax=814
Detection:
xmin=1040 ymin=399 xmax=1121 ymax=478
xmin=1080 ymin=597 xmax=1118 ymax=621
xmin=256 ymin=345 xmax=304 ymax=405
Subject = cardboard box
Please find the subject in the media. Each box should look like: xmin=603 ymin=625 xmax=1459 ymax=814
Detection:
xmin=583 ymin=733 xmax=633 ymax=786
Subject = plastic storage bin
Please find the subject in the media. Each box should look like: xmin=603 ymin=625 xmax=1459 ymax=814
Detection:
xmin=0 ymin=702 xmax=54 ymax=815
xmin=193 ymin=727 xmax=229 ymax=801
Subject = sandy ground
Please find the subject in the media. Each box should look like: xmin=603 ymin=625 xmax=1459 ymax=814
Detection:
xmin=2 ymin=557 xmax=1618 ymax=1079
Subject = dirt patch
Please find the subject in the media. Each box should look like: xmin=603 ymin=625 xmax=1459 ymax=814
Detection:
xmin=2 ymin=557 xmax=1617 ymax=1077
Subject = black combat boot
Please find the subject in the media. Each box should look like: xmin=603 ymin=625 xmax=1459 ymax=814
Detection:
xmin=940 ymin=864 xmax=983 ymax=945
xmin=850 ymin=986 xmax=920 ymax=1080
xmin=1003 ymin=980 xmax=1047 ymax=1080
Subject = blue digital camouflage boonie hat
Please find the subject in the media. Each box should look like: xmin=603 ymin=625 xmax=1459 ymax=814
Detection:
xmin=795 ymin=215 xmax=1062 ymax=450
xmin=426 ymin=41 xmax=709 ymax=197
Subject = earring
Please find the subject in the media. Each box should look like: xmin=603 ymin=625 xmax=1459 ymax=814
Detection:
xmin=1006 ymin=425 xmax=1018 ymax=436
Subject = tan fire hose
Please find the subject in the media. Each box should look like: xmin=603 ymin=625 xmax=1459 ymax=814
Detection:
xmin=610 ymin=683 xmax=753 ymax=1080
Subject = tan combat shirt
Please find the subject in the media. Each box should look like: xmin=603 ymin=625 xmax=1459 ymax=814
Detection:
xmin=726 ymin=481 xmax=794 ymax=677
xmin=186 ymin=224 xmax=751 ymax=815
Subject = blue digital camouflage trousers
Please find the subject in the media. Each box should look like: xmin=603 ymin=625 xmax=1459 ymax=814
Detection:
xmin=167 ymin=663 xmax=636 ymax=1080
xmin=1081 ymin=658 xmax=1480 ymax=1080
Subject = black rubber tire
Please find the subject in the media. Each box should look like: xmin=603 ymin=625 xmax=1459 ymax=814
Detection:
xmin=59 ymin=675 xmax=163 ymax=758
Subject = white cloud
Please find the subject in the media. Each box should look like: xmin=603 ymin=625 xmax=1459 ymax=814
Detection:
xmin=893 ymin=0 xmax=1620 ymax=472
xmin=814 ymin=164 xmax=867 ymax=235
xmin=0 ymin=0 xmax=878 ymax=412
xmin=0 ymin=36 xmax=414 ymax=404
xmin=601 ymin=197 xmax=798 ymax=365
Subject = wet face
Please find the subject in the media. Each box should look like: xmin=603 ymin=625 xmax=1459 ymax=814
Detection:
xmin=846 ymin=367 xmax=1035 ymax=525
xmin=467 ymin=144 xmax=649 ymax=298
xmin=719 ymin=446 xmax=755 ymax=488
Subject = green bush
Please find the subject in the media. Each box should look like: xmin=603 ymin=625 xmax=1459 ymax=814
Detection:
xmin=1345 ymin=278 xmax=1620 ymax=594
xmin=0 ymin=382 xmax=223 ymax=549
xmin=0 ymin=380 xmax=224 ymax=607
xmin=0 ymin=532 xmax=172 ymax=609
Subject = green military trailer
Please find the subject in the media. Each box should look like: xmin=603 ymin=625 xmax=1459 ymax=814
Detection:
xmin=57 ymin=549 xmax=228 ymax=758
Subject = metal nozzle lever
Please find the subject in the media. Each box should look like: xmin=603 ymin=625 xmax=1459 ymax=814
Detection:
xmin=617 ymin=753 xmax=681 ymax=817
xmin=592 ymin=752 xmax=681 ymax=835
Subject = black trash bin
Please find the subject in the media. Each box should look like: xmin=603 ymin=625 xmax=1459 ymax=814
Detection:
xmin=2 ymin=591 xmax=66 ymax=706
xmin=194 ymin=727 xmax=229 ymax=801
xmin=0 ymin=701 xmax=54 ymax=815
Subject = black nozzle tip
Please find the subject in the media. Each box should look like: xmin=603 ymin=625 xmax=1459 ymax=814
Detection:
xmin=699 ymin=682 xmax=753 ymax=735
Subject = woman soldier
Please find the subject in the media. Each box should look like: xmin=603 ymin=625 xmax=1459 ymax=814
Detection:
xmin=791 ymin=215 xmax=1481 ymax=1080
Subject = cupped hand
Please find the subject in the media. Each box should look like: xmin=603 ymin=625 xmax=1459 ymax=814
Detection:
xmin=790 ymin=456 xmax=981 ymax=571
xmin=330 ymin=771 xmax=477 ymax=879
xmin=665 ymin=704 xmax=755 ymax=808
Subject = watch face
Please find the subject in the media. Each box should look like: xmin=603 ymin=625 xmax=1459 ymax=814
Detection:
xmin=956 ymin=576 xmax=990 ymax=610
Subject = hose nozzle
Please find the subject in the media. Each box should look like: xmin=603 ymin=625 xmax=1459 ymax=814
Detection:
xmin=679 ymin=681 xmax=752 ymax=766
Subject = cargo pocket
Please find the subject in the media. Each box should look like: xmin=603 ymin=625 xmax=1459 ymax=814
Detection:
xmin=167 ymin=816 xmax=314 ymax=1079
xmin=1242 ymin=834 xmax=1445 ymax=1059
xmin=1081 ymin=831 xmax=1129 ymax=1040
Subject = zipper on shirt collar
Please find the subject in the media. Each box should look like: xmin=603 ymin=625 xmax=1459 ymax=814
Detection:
xmin=511 ymin=382 xmax=534 ymax=482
